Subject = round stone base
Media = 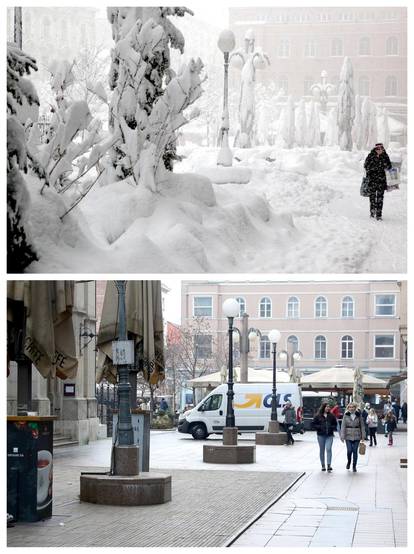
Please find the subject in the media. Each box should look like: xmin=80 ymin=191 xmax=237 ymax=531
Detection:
xmin=80 ymin=472 xmax=171 ymax=505
xmin=255 ymin=432 xmax=287 ymax=445
xmin=203 ymin=444 xmax=255 ymax=464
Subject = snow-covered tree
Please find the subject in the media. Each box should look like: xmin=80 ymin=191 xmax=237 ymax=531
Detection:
xmin=107 ymin=7 xmax=200 ymax=187
xmin=295 ymin=99 xmax=308 ymax=147
xmin=7 ymin=42 xmax=39 ymax=272
xmin=280 ymin=95 xmax=295 ymax=148
xmin=360 ymin=97 xmax=378 ymax=150
xmin=307 ymin=101 xmax=321 ymax=147
xmin=231 ymin=29 xmax=270 ymax=148
xmin=325 ymin=106 xmax=338 ymax=146
xmin=337 ymin=57 xmax=355 ymax=151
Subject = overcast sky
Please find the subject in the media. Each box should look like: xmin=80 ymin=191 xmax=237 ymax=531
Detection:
xmin=162 ymin=278 xmax=182 ymax=325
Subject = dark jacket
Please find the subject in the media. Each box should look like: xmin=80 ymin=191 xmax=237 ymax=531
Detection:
xmin=312 ymin=413 xmax=337 ymax=436
xmin=385 ymin=415 xmax=397 ymax=432
xmin=282 ymin=406 xmax=296 ymax=425
xmin=364 ymin=149 xmax=392 ymax=192
xmin=340 ymin=410 xmax=366 ymax=441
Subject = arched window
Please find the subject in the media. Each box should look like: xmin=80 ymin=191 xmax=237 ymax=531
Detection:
xmin=359 ymin=76 xmax=370 ymax=96
xmin=304 ymin=76 xmax=314 ymax=95
xmin=359 ymin=37 xmax=371 ymax=55
xmin=315 ymin=335 xmax=327 ymax=359
xmin=287 ymin=335 xmax=299 ymax=352
xmin=236 ymin=297 xmax=246 ymax=318
xmin=386 ymin=36 xmax=398 ymax=55
xmin=342 ymin=296 xmax=354 ymax=318
xmin=341 ymin=335 xmax=354 ymax=359
xmin=278 ymin=40 xmax=290 ymax=57
xmin=278 ymin=75 xmax=289 ymax=94
xmin=331 ymin=38 xmax=343 ymax=56
xmin=42 ymin=17 xmax=50 ymax=40
xmin=305 ymin=39 xmax=316 ymax=57
xmin=385 ymin=76 xmax=397 ymax=96
xmin=315 ymin=296 xmax=327 ymax=318
xmin=259 ymin=297 xmax=272 ymax=318
xmin=287 ymin=296 xmax=300 ymax=318
xmin=260 ymin=335 xmax=271 ymax=359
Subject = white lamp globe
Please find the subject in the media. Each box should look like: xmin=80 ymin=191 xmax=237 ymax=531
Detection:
xmin=268 ymin=329 xmax=281 ymax=344
xmin=248 ymin=330 xmax=258 ymax=341
xmin=278 ymin=350 xmax=288 ymax=361
xmin=232 ymin=330 xmax=240 ymax=343
xmin=218 ymin=29 xmax=236 ymax=53
xmin=223 ymin=298 xmax=240 ymax=318
xmin=293 ymin=351 xmax=302 ymax=361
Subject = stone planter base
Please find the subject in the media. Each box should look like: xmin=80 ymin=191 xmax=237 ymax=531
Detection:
xmin=203 ymin=444 xmax=256 ymax=464
xmin=80 ymin=472 xmax=171 ymax=505
xmin=255 ymin=432 xmax=287 ymax=445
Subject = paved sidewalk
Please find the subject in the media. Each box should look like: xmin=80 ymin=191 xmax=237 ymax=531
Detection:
xmin=231 ymin=431 xmax=407 ymax=547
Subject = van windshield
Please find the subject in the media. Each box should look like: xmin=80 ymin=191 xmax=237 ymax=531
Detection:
xmin=202 ymin=394 xmax=222 ymax=411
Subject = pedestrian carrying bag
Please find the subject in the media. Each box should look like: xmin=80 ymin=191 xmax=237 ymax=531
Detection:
xmin=359 ymin=441 xmax=366 ymax=455
xmin=360 ymin=175 xmax=370 ymax=197
xmin=386 ymin=168 xmax=400 ymax=191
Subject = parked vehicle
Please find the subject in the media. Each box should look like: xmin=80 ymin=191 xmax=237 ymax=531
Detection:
xmin=178 ymin=383 xmax=304 ymax=440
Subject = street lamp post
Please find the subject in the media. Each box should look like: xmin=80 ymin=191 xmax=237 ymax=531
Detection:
xmin=268 ymin=329 xmax=281 ymax=432
xmin=279 ymin=350 xmax=303 ymax=383
xmin=217 ymin=29 xmax=235 ymax=167
xmin=222 ymin=298 xmax=240 ymax=427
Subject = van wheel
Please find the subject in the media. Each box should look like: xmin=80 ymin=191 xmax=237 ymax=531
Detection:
xmin=191 ymin=424 xmax=208 ymax=440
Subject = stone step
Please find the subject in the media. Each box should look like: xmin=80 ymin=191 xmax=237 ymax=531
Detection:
xmin=53 ymin=435 xmax=79 ymax=448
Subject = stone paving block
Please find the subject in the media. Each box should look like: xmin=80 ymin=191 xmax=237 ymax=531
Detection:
xmin=276 ymin=526 xmax=316 ymax=537
xmin=266 ymin=535 xmax=311 ymax=547
xmin=233 ymin=534 xmax=271 ymax=547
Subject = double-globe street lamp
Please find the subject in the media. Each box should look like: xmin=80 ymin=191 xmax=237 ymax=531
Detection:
xmin=217 ymin=29 xmax=236 ymax=167
xmin=278 ymin=349 xmax=303 ymax=383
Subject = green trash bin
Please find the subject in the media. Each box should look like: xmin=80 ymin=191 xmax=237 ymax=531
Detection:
xmin=7 ymin=416 xmax=57 ymax=522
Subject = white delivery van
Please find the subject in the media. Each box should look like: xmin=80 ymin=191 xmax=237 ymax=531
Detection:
xmin=178 ymin=382 xmax=303 ymax=439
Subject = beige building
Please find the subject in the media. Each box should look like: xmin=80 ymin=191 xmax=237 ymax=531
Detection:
xmin=181 ymin=280 xmax=405 ymax=380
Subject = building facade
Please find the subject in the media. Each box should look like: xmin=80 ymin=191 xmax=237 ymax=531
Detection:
xmin=229 ymin=7 xmax=407 ymax=109
xmin=181 ymin=280 xmax=405 ymax=380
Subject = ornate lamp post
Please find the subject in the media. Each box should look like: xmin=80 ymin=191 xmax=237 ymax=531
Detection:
xmin=310 ymin=70 xmax=335 ymax=113
xmin=278 ymin=349 xmax=303 ymax=383
xmin=268 ymin=329 xmax=281 ymax=431
xmin=217 ymin=29 xmax=236 ymax=167
xmin=222 ymin=298 xmax=240 ymax=427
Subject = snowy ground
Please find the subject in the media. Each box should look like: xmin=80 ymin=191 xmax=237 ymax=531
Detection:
xmin=26 ymin=145 xmax=406 ymax=273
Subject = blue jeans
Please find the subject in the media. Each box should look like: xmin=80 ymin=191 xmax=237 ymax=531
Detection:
xmin=317 ymin=435 xmax=333 ymax=466
xmin=346 ymin=439 xmax=360 ymax=467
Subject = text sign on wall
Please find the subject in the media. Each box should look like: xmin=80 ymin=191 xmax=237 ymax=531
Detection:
xmin=112 ymin=340 xmax=134 ymax=365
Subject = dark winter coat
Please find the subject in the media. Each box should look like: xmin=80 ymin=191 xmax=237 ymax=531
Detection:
xmin=312 ymin=413 xmax=337 ymax=436
xmin=385 ymin=415 xmax=397 ymax=432
xmin=340 ymin=410 xmax=366 ymax=441
xmin=364 ymin=149 xmax=392 ymax=192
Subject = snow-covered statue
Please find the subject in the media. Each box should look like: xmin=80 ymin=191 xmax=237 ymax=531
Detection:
xmin=107 ymin=7 xmax=204 ymax=191
xmin=230 ymin=29 xmax=270 ymax=148
xmin=7 ymin=42 xmax=39 ymax=272
xmin=337 ymin=57 xmax=355 ymax=151
xmin=310 ymin=70 xmax=335 ymax=114
xmin=360 ymin=97 xmax=378 ymax=150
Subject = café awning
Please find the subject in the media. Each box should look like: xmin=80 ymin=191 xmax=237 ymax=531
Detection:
xmin=300 ymin=365 xmax=388 ymax=393
xmin=187 ymin=367 xmax=291 ymax=388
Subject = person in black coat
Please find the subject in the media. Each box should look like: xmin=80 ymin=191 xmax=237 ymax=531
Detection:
xmin=364 ymin=143 xmax=392 ymax=220
xmin=312 ymin=402 xmax=337 ymax=472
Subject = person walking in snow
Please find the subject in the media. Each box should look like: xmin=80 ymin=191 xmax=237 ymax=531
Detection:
xmin=312 ymin=402 xmax=337 ymax=472
xmin=364 ymin=143 xmax=392 ymax=221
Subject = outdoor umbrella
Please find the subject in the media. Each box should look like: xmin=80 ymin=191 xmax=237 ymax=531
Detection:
xmin=187 ymin=367 xmax=290 ymax=388
xmin=96 ymin=281 xmax=165 ymax=386
xmin=300 ymin=365 xmax=388 ymax=393
xmin=353 ymin=366 xmax=364 ymax=408
xmin=7 ymin=281 xmax=77 ymax=379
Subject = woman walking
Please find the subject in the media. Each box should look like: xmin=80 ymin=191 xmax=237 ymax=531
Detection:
xmin=340 ymin=402 xmax=366 ymax=472
xmin=384 ymin=411 xmax=397 ymax=446
xmin=313 ymin=403 xmax=337 ymax=472
xmin=366 ymin=408 xmax=378 ymax=446
xmin=364 ymin=143 xmax=392 ymax=220
xmin=282 ymin=401 xmax=296 ymax=445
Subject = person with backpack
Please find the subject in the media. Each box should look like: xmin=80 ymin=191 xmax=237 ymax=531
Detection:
xmin=366 ymin=408 xmax=378 ymax=446
xmin=312 ymin=402 xmax=337 ymax=472
xmin=340 ymin=402 xmax=366 ymax=472
xmin=282 ymin=401 xmax=296 ymax=445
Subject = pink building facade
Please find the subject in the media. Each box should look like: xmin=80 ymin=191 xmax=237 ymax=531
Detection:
xmin=181 ymin=280 xmax=406 ymax=379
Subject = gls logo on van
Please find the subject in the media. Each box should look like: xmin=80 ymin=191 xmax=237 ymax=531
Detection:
xmin=234 ymin=393 xmax=293 ymax=409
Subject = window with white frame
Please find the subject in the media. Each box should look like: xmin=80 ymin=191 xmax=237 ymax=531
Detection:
xmin=193 ymin=296 xmax=212 ymax=317
xmin=304 ymin=39 xmax=316 ymax=57
xmin=342 ymin=296 xmax=354 ymax=317
xmin=194 ymin=335 xmax=212 ymax=359
xmin=259 ymin=297 xmax=272 ymax=318
xmin=304 ymin=76 xmax=314 ymax=95
xmin=278 ymin=75 xmax=289 ymax=94
xmin=359 ymin=76 xmax=370 ymax=96
xmin=287 ymin=296 xmax=299 ymax=318
xmin=375 ymin=294 xmax=396 ymax=316
xmin=359 ymin=37 xmax=371 ymax=55
xmin=315 ymin=296 xmax=327 ymax=318
xmin=278 ymin=39 xmax=290 ymax=57
xmin=341 ymin=335 xmax=354 ymax=359
xmin=315 ymin=335 xmax=327 ymax=359
xmin=374 ymin=335 xmax=395 ymax=358
xmin=260 ymin=335 xmax=271 ymax=359
xmin=287 ymin=335 xmax=299 ymax=352
xmin=386 ymin=36 xmax=398 ymax=55
xmin=385 ymin=76 xmax=397 ymax=96
xmin=331 ymin=38 xmax=343 ymax=56
xmin=236 ymin=297 xmax=246 ymax=317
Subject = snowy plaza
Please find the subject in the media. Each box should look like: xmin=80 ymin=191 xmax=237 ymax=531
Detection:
xmin=7 ymin=6 xmax=407 ymax=273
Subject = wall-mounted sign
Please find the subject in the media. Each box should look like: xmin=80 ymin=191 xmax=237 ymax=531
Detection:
xmin=63 ymin=384 xmax=76 ymax=397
